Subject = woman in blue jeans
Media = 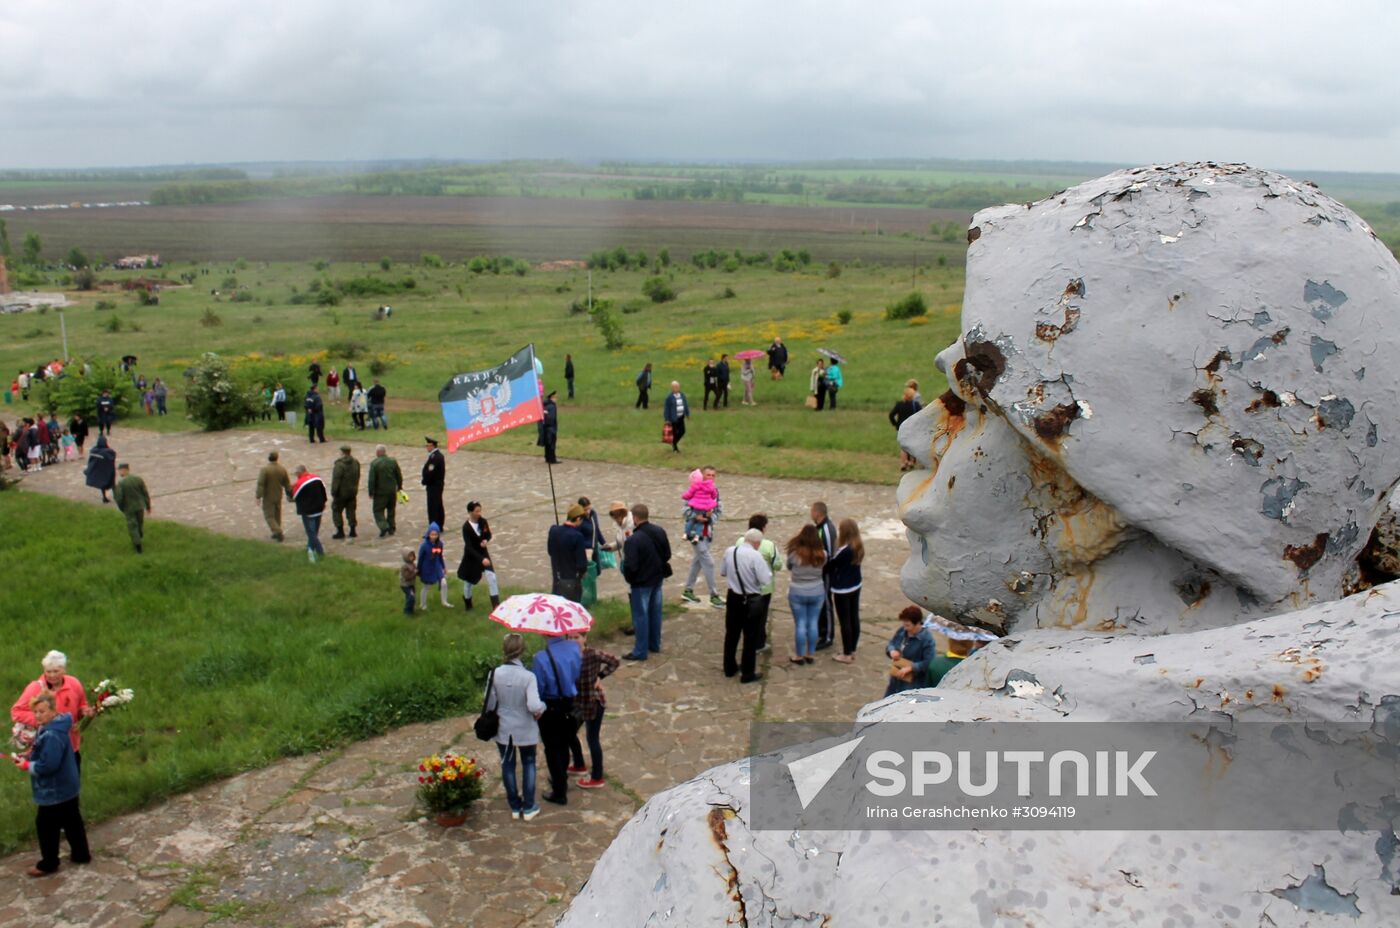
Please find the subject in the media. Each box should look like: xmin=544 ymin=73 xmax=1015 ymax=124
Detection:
xmin=785 ymin=524 xmax=828 ymax=665
xmin=484 ymin=634 xmax=545 ymax=820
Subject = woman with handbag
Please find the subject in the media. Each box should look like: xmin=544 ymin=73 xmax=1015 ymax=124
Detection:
xmin=481 ymin=634 xmax=545 ymax=820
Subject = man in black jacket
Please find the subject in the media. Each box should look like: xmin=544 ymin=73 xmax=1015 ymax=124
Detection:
xmin=715 ymin=353 xmax=731 ymax=408
xmin=304 ymin=386 xmax=326 ymax=444
xmin=622 ymin=503 xmax=672 ymax=661
xmin=538 ymin=392 xmax=559 ymax=464
xmin=548 ymin=505 xmax=589 ymax=602
xmin=421 ymin=437 xmax=445 ymax=528
xmin=291 ymin=465 xmax=328 ymax=563
xmin=367 ymin=379 xmax=388 ymax=429
xmin=95 ymin=390 xmax=116 ymax=436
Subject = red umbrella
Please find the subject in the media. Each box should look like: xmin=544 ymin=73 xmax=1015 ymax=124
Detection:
xmin=734 ymin=350 xmax=765 ymax=360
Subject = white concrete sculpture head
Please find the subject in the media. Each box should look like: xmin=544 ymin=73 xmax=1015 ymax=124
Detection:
xmin=898 ymin=163 xmax=1400 ymax=634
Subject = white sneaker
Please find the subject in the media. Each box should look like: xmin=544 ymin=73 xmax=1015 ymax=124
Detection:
xmin=440 ymin=601 xmax=454 ymax=608
xmin=307 ymin=549 xmax=317 ymax=563
xmin=521 ymin=806 xmax=541 ymax=821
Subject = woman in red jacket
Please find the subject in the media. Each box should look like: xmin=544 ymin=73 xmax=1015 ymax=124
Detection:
xmin=11 ymin=651 xmax=95 ymax=769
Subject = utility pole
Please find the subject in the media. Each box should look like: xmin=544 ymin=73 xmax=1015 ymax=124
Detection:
xmin=587 ymin=270 xmax=593 ymax=312
xmin=59 ymin=307 xmax=69 ymax=361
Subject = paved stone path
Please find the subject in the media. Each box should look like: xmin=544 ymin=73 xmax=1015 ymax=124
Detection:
xmin=2 ymin=430 xmax=910 ymax=927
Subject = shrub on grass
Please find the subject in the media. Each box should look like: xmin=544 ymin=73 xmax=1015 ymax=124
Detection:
xmin=588 ymin=299 xmax=625 ymax=349
xmin=836 ymin=309 xmax=853 ymax=325
xmin=201 ymin=309 xmax=223 ymax=327
xmin=642 ymin=276 xmax=677 ymax=303
xmin=884 ymin=292 xmax=928 ymax=320
xmin=184 ymin=353 xmax=261 ymax=430
xmin=33 ymin=360 xmax=138 ymax=419
xmin=327 ymin=340 xmax=369 ymax=360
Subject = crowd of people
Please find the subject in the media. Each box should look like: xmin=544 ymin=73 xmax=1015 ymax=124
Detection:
xmin=1 ymin=338 xmax=973 ymax=847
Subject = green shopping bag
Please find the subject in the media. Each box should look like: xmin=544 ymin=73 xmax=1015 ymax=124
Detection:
xmin=581 ymin=561 xmax=599 ymax=607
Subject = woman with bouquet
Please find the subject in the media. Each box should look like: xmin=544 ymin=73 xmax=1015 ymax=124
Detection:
xmin=11 ymin=651 xmax=94 ymax=769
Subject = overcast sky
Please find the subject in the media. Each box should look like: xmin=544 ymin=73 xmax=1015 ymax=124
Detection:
xmin=2 ymin=0 xmax=1397 ymax=173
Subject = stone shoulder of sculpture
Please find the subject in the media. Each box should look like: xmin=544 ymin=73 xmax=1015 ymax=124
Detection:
xmin=560 ymin=582 xmax=1400 ymax=926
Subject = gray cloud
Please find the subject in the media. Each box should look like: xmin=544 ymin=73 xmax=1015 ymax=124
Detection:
xmin=1 ymin=0 xmax=1397 ymax=171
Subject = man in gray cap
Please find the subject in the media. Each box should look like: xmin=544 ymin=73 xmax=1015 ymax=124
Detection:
xmin=330 ymin=444 xmax=360 ymax=540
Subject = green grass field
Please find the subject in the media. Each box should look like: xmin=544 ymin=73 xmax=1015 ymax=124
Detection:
xmin=2 ymin=259 xmax=964 ymax=484
xmin=0 ymin=492 xmax=630 ymax=854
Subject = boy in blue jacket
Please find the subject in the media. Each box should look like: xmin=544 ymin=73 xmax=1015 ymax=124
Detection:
xmin=12 ymin=691 xmax=90 ymax=876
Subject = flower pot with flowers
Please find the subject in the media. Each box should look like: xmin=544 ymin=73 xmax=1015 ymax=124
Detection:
xmin=416 ymin=752 xmax=485 ymax=827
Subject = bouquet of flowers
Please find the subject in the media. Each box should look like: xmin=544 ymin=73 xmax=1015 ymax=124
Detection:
xmin=80 ymin=678 xmax=135 ymax=730
xmin=10 ymin=722 xmax=36 ymax=755
xmin=415 ymin=752 xmax=485 ymax=814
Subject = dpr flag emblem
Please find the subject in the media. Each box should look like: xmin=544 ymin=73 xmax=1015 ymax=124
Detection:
xmin=439 ymin=345 xmax=543 ymax=452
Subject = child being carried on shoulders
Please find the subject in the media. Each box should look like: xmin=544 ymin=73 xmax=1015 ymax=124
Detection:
xmin=681 ymin=468 xmax=718 ymax=544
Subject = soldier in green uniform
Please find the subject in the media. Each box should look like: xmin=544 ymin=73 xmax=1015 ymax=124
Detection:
xmin=366 ymin=444 xmax=403 ymax=538
xmin=330 ymin=444 xmax=361 ymax=540
xmin=112 ymin=462 xmax=152 ymax=553
xmin=255 ymin=450 xmax=292 ymax=542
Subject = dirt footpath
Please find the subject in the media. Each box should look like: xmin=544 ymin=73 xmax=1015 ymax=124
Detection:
xmin=2 ymin=429 xmax=913 ymax=927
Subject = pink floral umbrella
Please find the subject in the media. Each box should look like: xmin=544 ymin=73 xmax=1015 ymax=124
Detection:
xmin=488 ymin=593 xmax=594 ymax=637
xmin=733 ymin=349 xmax=765 ymax=360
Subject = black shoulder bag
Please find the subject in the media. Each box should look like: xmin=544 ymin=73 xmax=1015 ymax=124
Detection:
xmin=732 ymin=547 xmax=766 ymax=622
xmin=473 ymin=667 xmax=499 ymax=741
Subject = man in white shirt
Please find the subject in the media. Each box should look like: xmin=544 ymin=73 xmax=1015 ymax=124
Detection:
xmin=719 ymin=528 xmax=773 ymax=683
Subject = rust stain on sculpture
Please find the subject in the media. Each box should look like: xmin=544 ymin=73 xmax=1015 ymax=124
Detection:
xmin=1283 ymin=533 xmax=1329 ymax=573
xmin=1032 ymin=402 xmax=1081 ymax=448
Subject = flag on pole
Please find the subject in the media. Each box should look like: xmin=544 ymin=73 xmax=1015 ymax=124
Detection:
xmin=439 ymin=345 xmax=544 ymax=453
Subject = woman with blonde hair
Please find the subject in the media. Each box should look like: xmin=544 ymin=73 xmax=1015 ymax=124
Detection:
xmin=824 ymin=519 xmax=865 ymax=663
xmin=785 ymin=524 xmax=827 ymax=664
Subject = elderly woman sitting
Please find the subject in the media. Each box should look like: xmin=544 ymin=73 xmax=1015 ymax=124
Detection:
xmin=11 ymin=651 xmax=95 ymax=768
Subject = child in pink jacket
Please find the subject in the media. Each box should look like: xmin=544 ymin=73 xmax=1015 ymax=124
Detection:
xmin=681 ymin=469 xmax=718 ymax=543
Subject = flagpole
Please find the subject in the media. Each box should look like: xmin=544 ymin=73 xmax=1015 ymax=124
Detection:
xmin=547 ymin=460 xmax=559 ymax=524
